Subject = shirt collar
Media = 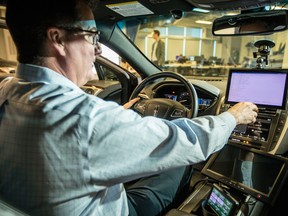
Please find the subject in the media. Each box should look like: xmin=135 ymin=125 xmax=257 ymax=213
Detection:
xmin=16 ymin=63 xmax=78 ymax=89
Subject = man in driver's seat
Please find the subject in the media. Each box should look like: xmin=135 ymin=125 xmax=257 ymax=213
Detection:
xmin=0 ymin=0 xmax=259 ymax=215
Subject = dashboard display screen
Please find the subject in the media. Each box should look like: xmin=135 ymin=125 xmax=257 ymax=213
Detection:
xmin=225 ymin=69 xmax=288 ymax=109
xmin=164 ymin=93 xmax=177 ymax=101
xmin=207 ymin=185 xmax=235 ymax=216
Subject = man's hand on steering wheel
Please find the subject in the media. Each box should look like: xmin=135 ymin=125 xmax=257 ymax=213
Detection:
xmin=123 ymin=97 xmax=140 ymax=109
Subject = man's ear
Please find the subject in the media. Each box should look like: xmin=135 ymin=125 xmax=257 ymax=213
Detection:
xmin=46 ymin=28 xmax=66 ymax=54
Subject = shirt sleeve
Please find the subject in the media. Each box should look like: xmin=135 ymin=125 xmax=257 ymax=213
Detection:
xmin=86 ymin=100 xmax=236 ymax=185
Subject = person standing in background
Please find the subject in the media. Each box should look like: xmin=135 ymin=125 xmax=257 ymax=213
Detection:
xmin=151 ymin=29 xmax=165 ymax=68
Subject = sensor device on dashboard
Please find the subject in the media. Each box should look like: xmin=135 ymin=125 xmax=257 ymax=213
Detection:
xmin=225 ymin=69 xmax=288 ymax=109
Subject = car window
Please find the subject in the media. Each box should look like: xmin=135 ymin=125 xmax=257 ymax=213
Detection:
xmin=117 ymin=9 xmax=288 ymax=78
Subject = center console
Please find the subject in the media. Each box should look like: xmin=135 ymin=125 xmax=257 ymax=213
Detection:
xmin=221 ymin=68 xmax=288 ymax=153
xmin=166 ymin=143 xmax=288 ymax=216
xmin=220 ymin=106 xmax=288 ymax=153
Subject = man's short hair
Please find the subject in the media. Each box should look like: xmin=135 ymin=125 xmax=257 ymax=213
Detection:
xmin=153 ymin=30 xmax=160 ymax=36
xmin=6 ymin=0 xmax=90 ymax=63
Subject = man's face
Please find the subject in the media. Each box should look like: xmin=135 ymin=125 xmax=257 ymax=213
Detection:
xmin=61 ymin=2 xmax=101 ymax=86
xmin=152 ymin=32 xmax=158 ymax=40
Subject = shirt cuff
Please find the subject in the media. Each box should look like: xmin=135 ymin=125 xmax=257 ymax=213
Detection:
xmin=218 ymin=111 xmax=237 ymax=134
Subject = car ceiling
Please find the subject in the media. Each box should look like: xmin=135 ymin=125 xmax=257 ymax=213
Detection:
xmin=0 ymin=0 xmax=286 ymax=21
xmin=93 ymin=0 xmax=193 ymax=21
xmin=93 ymin=0 xmax=286 ymax=22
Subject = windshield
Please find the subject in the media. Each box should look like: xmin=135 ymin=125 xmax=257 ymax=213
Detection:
xmin=1 ymin=7 xmax=288 ymax=80
xmin=118 ymin=9 xmax=288 ymax=78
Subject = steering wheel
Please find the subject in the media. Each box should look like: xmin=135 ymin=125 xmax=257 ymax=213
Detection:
xmin=129 ymin=72 xmax=198 ymax=120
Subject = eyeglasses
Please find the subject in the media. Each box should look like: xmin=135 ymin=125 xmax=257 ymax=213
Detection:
xmin=57 ymin=27 xmax=100 ymax=46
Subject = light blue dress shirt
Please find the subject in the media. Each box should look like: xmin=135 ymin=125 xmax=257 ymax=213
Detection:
xmin=0 ymin=63 xmax=236 ymax=215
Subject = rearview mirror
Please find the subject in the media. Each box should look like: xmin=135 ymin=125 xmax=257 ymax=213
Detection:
xmin=212 ymin=10 xmax=288 ymax=36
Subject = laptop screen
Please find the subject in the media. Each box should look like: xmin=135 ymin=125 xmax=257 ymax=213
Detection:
xmin=225 ymin=69 xmax=288 ymax=109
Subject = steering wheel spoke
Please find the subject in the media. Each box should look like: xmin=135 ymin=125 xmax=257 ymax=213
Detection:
xmin=133 ymin=99 xmax=147 ymax=115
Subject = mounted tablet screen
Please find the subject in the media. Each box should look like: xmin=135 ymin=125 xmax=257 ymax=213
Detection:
xmin=225 ymin=69 xmax=288 ymax=109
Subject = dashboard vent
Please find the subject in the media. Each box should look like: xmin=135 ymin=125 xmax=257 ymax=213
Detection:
xmin=81 ymin=86 xmax=103 ymax=95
